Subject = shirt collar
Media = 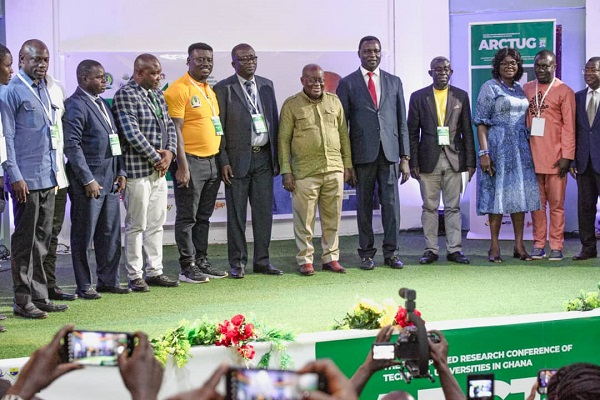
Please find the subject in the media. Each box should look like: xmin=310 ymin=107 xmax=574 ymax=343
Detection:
xmin=237 ymin=74 xmax=255 ymax=86
xmin=360 ymin=66 xmax=380 ymax=77
xmin=79 ymin=86 xmax=99 ymax=101
xmin=18 ymin=69 xmax=36 ymax=86
xmin=588 ymin=87 xmax=599 ymax=96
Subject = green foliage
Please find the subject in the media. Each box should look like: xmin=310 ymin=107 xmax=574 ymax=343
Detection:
xmin=150 ymin=316 xmax=296 ymax=369
xmin=564 ymin=290 xmax=600 ymax=311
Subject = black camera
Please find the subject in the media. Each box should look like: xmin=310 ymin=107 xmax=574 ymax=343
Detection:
xmin=372 ymin=288 xmax=437 ymax=382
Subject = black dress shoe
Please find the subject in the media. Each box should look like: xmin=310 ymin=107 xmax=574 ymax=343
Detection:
xmin=230 ymin=268 xmax=245 ymax=279
xmin=253 ymin=264 xmax=283 ymax=275
xmin=76 ymin=288 xmax=102 ymax=300
xmin=419 ymin=251 xmax=439 ymax=264
xmin=360 ymin=257 xmax=375 ymax=270
xmin=14 ymin=302 xmax=48 ymax=319
xmin=447 ymin=251 xmax=470 ymax=264
xmin=32 ymin=299 xmax=69 ymax=312
xmin=573 ymin=251 xmax=597 ymax=261
xmin=48 ymin=287 xmax=78 ymax=301
xmin=96 ymin=285 xmax=132 ymax=294
xmin=384 ymin=256 xmax=404 ymax=269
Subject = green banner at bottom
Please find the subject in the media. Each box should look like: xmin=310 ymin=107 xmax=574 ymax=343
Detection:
xmin=315 ymin=315 xmax=600 ymax=399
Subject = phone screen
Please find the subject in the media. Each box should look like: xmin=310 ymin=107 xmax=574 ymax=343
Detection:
xmin=537 ymin=369 xmax=557 ymax=394
xmin=372 ymin=343 xmax=396 ymax=360
xmin=66 ymin=330 xmax=132 ymax=366
xmin=467 ymin=374 xmax=494 ymax=399
xmin=226 ymin=368 xmax=324 ymax=400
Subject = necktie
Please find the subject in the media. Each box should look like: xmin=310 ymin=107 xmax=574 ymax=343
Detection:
xmin=148 ymin=90 xmax=163 ymax=118
xmin=367 ymin=71 xmax=378 ymax=108
xmin=244 ymin=81 xmax=258 ymax=113
xmin=588 ymin=91 xmax=597 ymax=126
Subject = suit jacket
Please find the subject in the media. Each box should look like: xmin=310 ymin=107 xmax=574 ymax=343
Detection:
xmin=214 ymin=75 xmax=279 ymax=177
xmin=336 ymin=68 xmax=409 ymax=164
xmin=574 ymin=88 xmax=600 ymax=174
xmin=407 ymin=84 xmax=475 ymax=173
xmin=63 ymin=87 xmax=125 ymax=195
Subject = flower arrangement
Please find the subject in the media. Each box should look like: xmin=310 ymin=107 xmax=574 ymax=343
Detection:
xmin=564 ymin=282 xmax=600 ymax=311
xmin=151 ymin=314 xmax=295 ymax=368
xmin=333 ymin=298 xmax=424 ymax=330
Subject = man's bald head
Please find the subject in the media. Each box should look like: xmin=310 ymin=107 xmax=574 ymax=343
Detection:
xmin=301 ymin=64 xmax=325 ymax=100
xmin=133 ymin=53 xmax=162 ymax=90
xmin=20 ymin=39 xmax=49 ymax=82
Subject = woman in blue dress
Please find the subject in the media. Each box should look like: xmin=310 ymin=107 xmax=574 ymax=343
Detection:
xmin=474 ymin=48 xmax=540 ymax=262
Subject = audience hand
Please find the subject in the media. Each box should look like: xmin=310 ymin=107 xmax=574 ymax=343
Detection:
xmin=11 ymin=180 xmax=29 ymax=203
xmin=282 ymin=173 xmax=295 ymax=192
xmin=115 ymin=175 xmax=127 ymax=192
xmin=118 ymin=332 xmax=163 ymax=400
xmin=410 ymin=167 xmax=420 ymax=180
xmin=84 ymin=180 xmax=102 ymax=198
xmin=399 ymin=159 xmax=410 ymax=184
xmin=299 ymin=359 xmax=358 ymax=400
xmin=428 ymin=329 xmax=448 ymax=366
xmin=221 ymin=165 xmax=234 ymax=186
xmin=165 ymin=363 xmax=228 ymax=400
xmin=155 ymin=149 xmax=174 ymax=172
xmin=5 ymin=324 xmax=83 ymax=400
xmin=344 ymin=168 xmax=357 ymax=187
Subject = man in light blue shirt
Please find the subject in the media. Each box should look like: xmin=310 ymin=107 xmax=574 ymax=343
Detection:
xmin=0 ymin=39 xmax=68 ymax=319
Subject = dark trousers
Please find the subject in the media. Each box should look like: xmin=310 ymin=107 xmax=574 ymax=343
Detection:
xmin=42 ymin=187 xmax=67 ymax=288
xmin=354 ymin=147 xmax=401 ymax=259
xmin=69 ymin=189 xmax=122 ymax=291
xmin=172 ymin=155 xmax=220 ymax=265
xmin=225 ymin=147 xmax=273 ymax=270
xmin=576 ymin=165 xmax=600 ymax=253
xmin=11 ymin=188 xmax=55 ymax=305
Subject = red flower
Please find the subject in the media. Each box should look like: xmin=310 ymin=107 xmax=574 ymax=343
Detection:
xmin=242 ymin=323 xmax=255 ymax=339
xmin=231 ymin=314 xmax=245 ymax=327
xmin=237 ymin=344 xmax=256 ymax=360
xmin=395 ymin=307 xmax=424 ymax=328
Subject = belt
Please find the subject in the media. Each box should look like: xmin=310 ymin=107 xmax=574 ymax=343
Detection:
xmin=252 ymin=145 xmax=265 ymax=154
xmin=187 ymin=153 xmax=216 ymax=160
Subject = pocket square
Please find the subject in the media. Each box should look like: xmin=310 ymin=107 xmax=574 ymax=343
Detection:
xmin=453 ymin=104 xmax=461 ymax=109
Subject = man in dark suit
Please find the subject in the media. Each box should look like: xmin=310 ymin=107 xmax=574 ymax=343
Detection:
xmin=214 ymin=43 xmax=282 ymax=278
xmin=337 ymin=36 xmax=410 ymax=271
xmin=407 ymin=56 xmax=475 ymax=265
xmin=63 ymin=59 xmax=129 ymax=299
xmin=570 ymin=56 xmax=600 ymax=260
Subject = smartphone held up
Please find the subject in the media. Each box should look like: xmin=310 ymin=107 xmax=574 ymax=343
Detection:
xmin=61 ymin=329 xmax=134 ymax=366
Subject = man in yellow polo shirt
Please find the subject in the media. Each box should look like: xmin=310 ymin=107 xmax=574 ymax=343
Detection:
xmin=165 ymin=42 xmax=228 ymax=283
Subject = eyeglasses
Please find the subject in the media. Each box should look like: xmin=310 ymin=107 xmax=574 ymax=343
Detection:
xmin=582 ymin=69 xmax=600 ymax=74
xmin=193 ymin=57 xmax=213 ymax=64
xmin=236 ymin=56 xmax=258 ymax=64
xmin=305 ymin=77 xmax=325 ymax=85
xmin=431 ymin=67 xmax=451 ymax=74
xmin=500 ymin=61 xmax=518 ymax=67
xmin=534 ymin=64 xmax=554 ymax=71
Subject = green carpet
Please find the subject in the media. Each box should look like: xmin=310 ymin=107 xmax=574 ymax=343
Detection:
xmin=0 ymin=231 xmax=598 ymax=359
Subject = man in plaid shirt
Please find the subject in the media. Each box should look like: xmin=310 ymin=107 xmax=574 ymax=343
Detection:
xmin=112 ymin=53 xmax=179 ymax=292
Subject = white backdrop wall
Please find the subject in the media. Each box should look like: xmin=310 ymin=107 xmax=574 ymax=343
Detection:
xmin=4 ymin=0 xmax=450 ymax=246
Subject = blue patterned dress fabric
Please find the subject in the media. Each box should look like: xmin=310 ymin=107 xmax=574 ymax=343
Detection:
xmin=473 ymin=79 xmax=541 ymax=215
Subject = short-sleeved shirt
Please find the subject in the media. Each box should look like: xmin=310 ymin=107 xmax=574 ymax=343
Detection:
xmin=164 ymin=72 xmax=221 ymax=157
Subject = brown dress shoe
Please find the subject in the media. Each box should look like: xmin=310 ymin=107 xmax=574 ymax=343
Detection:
xmin=299 ymin=263 xmax=314 ymax=276
xmin=322 ymin=260 xmax=347 ymax=273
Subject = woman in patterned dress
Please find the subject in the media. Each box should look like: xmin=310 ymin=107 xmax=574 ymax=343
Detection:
xmin=474 ymin=48 xmax=541 ymax=262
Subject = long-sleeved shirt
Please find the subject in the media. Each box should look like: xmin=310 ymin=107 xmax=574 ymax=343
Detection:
xmin=0 ymin=69 xmax=57 ymax=190
xmin=112 ymin=79 xmax=177 ymax=179
xmin=523 ymin=78 xmax=576 ymax=174
xmin=278 ymin=91 xmax=351 ymax=180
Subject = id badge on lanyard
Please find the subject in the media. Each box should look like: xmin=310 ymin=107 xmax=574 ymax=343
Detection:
xmin=437 ymin=126 xmax=450 ymax=145
xmin=251 ymin=114 xmax=268 ymax=134
xmin=211 ymin=116 xmax=224 ymax=136
xmin=50 ymin=124 xmax=59 ymax=149
xmin=109 ymin=133 xmax=122 ymax=156
xmin=531 ymin=117 xmax=545 ymax=137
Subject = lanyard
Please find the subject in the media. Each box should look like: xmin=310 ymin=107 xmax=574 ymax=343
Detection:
xmin=17 ymin=73 xmax=55 ymax=125
xmin=241 ymin=81 xmax=260 ymax=114
xmin=94 ymin=97 xmax=114 ymax=131
xmin=433 ymin=89 xmax=447 ymax=127
xmin=188 ymin=78 xmax=217 ymax=116
xmin=534 ymin=77 xmax=556 ymax=118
